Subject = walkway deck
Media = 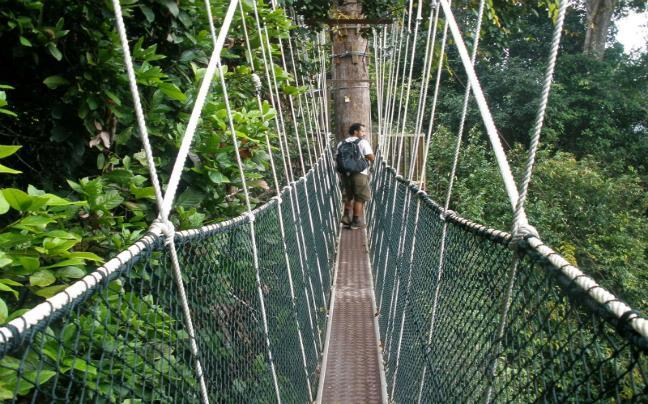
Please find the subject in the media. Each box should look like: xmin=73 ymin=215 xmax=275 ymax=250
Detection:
xmin=318 ymin=228 xmax=385 ymax=403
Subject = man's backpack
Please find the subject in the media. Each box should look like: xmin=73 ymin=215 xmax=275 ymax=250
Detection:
xmin=336 ymin=138 xmax=369 ymax=176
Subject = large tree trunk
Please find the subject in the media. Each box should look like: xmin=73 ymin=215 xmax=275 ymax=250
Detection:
xmin=583 ymin=0 xmax=617 ymax=59
xmin=331 ymin=0 xmax=372 ymax=142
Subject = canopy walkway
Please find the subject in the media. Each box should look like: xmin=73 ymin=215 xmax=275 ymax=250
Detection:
xmin=0 ymin=0 xmax=646 ymax=403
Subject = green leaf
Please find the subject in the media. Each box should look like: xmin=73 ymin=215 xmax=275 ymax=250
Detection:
xmin=63 ymin=358 xmax=97 ymax=376
xmin=18 ymin=256 xmax=40 ymax=272
xmin=46 ymin=43 xmax=63 ymax=61
xmin=0 ymin=145 xmax=21 ymax=159
xmin=158 ymin=82 xmax=187 ymax=102
xmin=208 ymin=170 xmax=230 ymax=184
xmin=30 ymin=270 xmax=56 ymax=287
xmin=34 ymin=284 xmax=67 ymax=298
xmin=43 ymin=75 xmax=70 ymax=89
xmin=160 ymin=0 xmax=179 ymax=17
xmin=96 ymin=189 xmax=124 ymax=211
xmin=0 ymin=297 xmax=7 ymax=324
xmin=14 ymin=370 xmax=56 ymax=394
xmin=47 ymin=230 xmax=81 ymax=240
xmin=104 ymin=89 xmax=122 ymax=106
xmin=0 ymin=164 xmax=21 ymax=174
xmin=0 ymin=192 xmax=9 ymax=214
xmin=61 ymin=323 xmax=77 ymax=343
xmin=0 ymin=252 xmax=12 ymax=268
xmin=65 ymin=251 xmax=103 ymax=262
xmin=27 ymin=185 xmax=45 ymax=196
xmin=14 ymin=215 xmax=56 ymax=230
xmin=0 ymin=108 xmax=17 ymax=117
xmin=19 ymin=36 xmax=32 ymax=47
xmin=130 ymin=185 xmax=156 ymax=200
xmin=0 ymin=280 xmax=20 ymax=300
xmin=140 ymin=5 xmax=155 ymax=22
xmin=42 ymin=237 xmax=78 ymax=253
xmin=176 ymin=188 xmax=205 ymax=208
xmin=66 ymin=179 xmax=84 ymax=194
xmin=2 ymin=188 xmax=31 ymax=211
xmin=42 ymin=258 xmax=86 ymax=269
xmin=58 ymin=266 xmax=86 ymax=279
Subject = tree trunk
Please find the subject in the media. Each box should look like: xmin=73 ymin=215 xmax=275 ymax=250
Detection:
xmin=583 ymin=0 xmax=617 ymax=60
xmin=331 ymin=0 xmax=372 ymax=142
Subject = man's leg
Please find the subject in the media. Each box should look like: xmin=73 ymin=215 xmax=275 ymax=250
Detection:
xmin=342 ymin=200 xmax=353 ymax=225
xmin=340 ymin=175 xmax=353 ymax=225
xmin=350 ymin=174 xmax=370 ymax=229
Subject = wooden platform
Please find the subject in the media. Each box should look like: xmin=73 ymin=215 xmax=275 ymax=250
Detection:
xmin=318 ymin=227 xmax=385 ymax=403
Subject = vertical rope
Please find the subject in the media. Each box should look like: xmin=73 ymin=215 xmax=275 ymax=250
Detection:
xmin=239 ymin=4 xmax=314 ymax=399
xmin=485 ymin=2 xmax=568 ymax=402
xmin=512 ymin=0 xmax=568 ymax=236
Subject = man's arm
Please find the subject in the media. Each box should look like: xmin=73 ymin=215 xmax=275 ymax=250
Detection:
xmin=364 ymin=153 xmax=375 ymax=162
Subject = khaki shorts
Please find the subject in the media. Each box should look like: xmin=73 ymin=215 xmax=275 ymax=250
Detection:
xmin=340 ymin=173 xmax=371 ymax=202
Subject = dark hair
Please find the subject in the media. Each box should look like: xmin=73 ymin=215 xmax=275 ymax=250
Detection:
xmin=348 ymin=123 xmax=364 ymax=136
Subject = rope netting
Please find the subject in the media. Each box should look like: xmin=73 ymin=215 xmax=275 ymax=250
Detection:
xmin=370 ymin=1 xmax=646 ymax=402
xmin=368 ymin=162 xmax=647 ymax=402
xmin=0 ymin=161 xmax=339 ymax=402
xmin=0 ymin=0 xmax=340 ymax=402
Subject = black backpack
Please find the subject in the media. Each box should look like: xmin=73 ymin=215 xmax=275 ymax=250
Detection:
xmin=336 ymin=138 xmax=369 ymax=176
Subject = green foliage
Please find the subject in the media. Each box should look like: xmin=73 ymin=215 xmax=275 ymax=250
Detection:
xmin=426 ymin=129 xmax=648 ymax=310
xmin=0 ymin=0 xmax=317 ymax=399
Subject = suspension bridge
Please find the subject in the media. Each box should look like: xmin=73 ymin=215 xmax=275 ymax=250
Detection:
xmin=0 ymin=0 xmax=646 ymax=403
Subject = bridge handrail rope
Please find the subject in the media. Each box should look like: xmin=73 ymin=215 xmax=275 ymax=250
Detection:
xmin=0 ymin=0 xmax=337 ymax=402
xmin=370 ymin=1 xmax=646 ymax=401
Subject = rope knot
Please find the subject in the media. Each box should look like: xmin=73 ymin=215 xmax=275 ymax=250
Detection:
xmin=439 ymin=209 xmax=455 ymax=221
xmin=251 ymin=73 xmax=262 ymax=93
xmin=271 ymin=195 xmax=283 ymax=205
xmin=243 ymin=211 xmax=256 ymax=224
xmin=510 ymin=223 xmax=540 ymax=250
xmin=150 ymin=219 xmax=175 ymax=244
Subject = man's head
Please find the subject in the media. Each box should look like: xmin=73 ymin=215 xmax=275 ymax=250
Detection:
xmin=349 ymin=123 xmax=366 ymax=138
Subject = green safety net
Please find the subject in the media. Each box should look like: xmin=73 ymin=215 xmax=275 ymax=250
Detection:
xmin=368 ymin=160 xmax=647 ymax=403
xmin=0 ymin=156 xmax=339 ymax=403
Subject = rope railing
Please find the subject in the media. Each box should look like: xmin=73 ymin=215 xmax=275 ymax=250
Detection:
xmin=0 ymin=155 xmax=339 ymax=403
xmin=368 ymin=159 xmax=647 ymax=402
xmin=0 ymin=0 xmax=339 ymax=402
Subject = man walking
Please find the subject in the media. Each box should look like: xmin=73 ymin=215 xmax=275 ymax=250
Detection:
xmin=337 ymin=123 xmax=374 ymax=229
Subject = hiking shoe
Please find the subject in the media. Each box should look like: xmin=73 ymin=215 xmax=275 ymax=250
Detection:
xmin=341 ymin=214 xmax=352 ymax=226
xmin=349 ymin=219 xmax=366 ymax=230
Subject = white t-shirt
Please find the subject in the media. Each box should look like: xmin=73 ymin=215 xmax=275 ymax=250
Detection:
xmin=337 ymin=136 xmax=373 ymax=175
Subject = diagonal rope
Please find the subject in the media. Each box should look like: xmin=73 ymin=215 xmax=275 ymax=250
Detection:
xmin=438 ymin=0 xmax=523 ymax=218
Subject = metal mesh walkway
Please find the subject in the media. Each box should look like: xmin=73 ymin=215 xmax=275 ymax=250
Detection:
xmin=319 ymin=228 xmax=385 ymax=403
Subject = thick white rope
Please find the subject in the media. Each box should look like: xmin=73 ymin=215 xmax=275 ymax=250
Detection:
xmin=160 ymin=0 xmax=240 ymax=221
xmin=438 ymin=0 xmax=523 ymax=219
xmin=111 ymin=0 xmax=222 ymax=401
